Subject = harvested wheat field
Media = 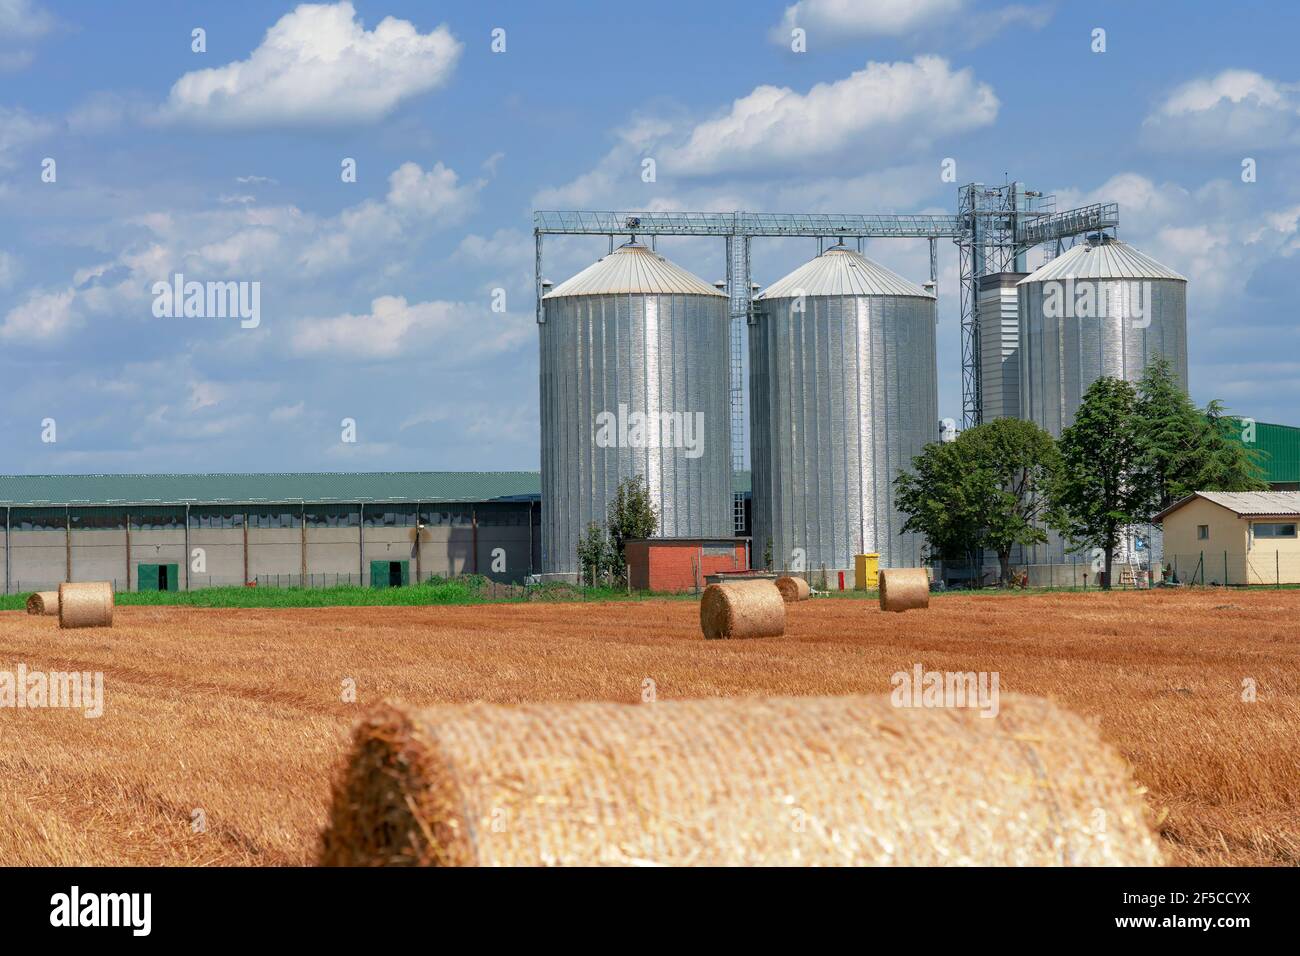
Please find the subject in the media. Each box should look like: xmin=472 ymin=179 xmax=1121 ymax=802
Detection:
xmin=0 ymin=589 xmax=1296 ymax=867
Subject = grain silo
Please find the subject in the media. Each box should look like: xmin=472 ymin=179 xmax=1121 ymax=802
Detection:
xmin=1017 ymin=235 xmax=1188 ymax=568
xmin=749 ymin=243 xmax=938 ymax=576
xmin=1018 ymin=236 xmax=1187 ymax=436
xmin=539 ymin=240 xmax=731 ymax=576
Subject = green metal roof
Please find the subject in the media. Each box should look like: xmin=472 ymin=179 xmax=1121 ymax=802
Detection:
xmin=1226 ymin=419 xmax=1300 ymax=484
xmin=0 ymin=471 xmax=756 ymax=508
xmin=0 ymin=472 xmax=541 ymax=507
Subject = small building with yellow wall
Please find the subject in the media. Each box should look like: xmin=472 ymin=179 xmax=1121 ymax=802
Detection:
xmin=1156 ymin=491 xmax=1300 ymax=586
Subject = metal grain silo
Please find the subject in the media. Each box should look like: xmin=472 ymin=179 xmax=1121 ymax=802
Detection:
xmin=539 ymin=241 xmax=731 ymax=576
xmin=1018 ymin=236 xmax=1188 ymax=436
xmin=1017 ymin=236 xmax=1188 ymax=566
xmin=749 ymin=244 xmax=938 ymax=574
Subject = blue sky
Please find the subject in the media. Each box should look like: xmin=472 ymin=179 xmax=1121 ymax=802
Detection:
xmin=1 ymin=0 xmax=1297 ymax=475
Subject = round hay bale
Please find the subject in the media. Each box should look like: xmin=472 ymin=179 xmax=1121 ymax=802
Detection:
xmin=774 ymin=575 xmax=810 ymax=603
xmin=699 ymin=579 xmax=785 ymax=639
xmin=26 ymin=591 xmax=59 ymax=616
xmin=319 ymin=694 xmax=1165 ymax=867
xmin=879 ymin=567 xmax=930 ymax=612
xmin=57 ymin=581 xmax=114 ymax=629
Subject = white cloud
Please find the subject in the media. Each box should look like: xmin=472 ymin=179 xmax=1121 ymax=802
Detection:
xmin=269 ymin=401 xmax=305 ymax=423
xmin=0 ymin=0 xmax=54 ymax=38
xmin=533 ymin=117 xmax=675 ymax=208
xmin=1144 ymin=69 xmax=1300 ymax=150
xmin=774 ymin=0 xmax=964 ymax=39
xmin=770 ymin=0 xmax=1050 ymax=46
xmin=188 ymin=379 xmax=228 ymax=411
xmin=667 ymin=57 xmax=997 ymax=175
xmin=0 ymin=250 xmax=16 ymax=288
xmin=0 ymin=1 xmax=53 ymax=70
xmin=292 ymin=295 xmax=530 ymax=360
xmin=3 ymin=157 xmax=483 ymax=348
xmin=0 ymin=288 xmax=77 ymax=342
xmin=534 ymin=58 xmax=998 ymax=208
xmin=299 ymin=161 xmax=483 ymax=273
xmin=385 ymin=161 xmax=480 ymax=219
xmin=159 ymin=1 xmax=461 ymax=128
xmin=0 ymin=105 xmax=52 ymax=168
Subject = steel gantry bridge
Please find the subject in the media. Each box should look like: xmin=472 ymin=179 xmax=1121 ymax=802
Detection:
xmin=534 ymin=186 xmax=1120 ymax=530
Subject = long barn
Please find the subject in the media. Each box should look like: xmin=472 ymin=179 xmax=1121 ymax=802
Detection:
xmin=0 ymin=472 xmax=545 ymax=593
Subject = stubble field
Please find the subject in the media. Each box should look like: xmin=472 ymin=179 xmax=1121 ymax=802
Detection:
xmin=0 ymin=589 xmax=1296 ymax=867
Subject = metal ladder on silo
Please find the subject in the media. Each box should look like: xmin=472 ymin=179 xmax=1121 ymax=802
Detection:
xmin=726 ymin=234 xmax=751 ymax=535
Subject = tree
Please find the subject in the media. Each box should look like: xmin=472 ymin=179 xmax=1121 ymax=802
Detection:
xmin=956 ymin=418 xmax=1061 ymax=586
xmin=1050 ymin=377 xmax=1152 ymax=589
xmin=894 ymin=440 xmax=989 ymax=578
xmin=605 ymin=475 xmax=658 ymax=584
xmin=576 ymin=522 xmax=613 ymax=587
xmin=1133 ymin=356 xmax=1209 ymax=514
xmin=1195 ymin=401 xmax=1269 ymax=493
xmin=1132 ymin=358 xmax=1268 ymax=513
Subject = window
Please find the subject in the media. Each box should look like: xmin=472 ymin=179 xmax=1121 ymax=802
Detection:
xmin=363 ymin=505 xmax=417 ymax=528
xmin=476 ymin=505 xmax=528 ymax=527
xmin=421 ymin=505 xmax=471 ymax=527
xmin=305 ymin=504 xmax=359 ymax=528
xmin=189 ymin=507 xmax=244 ymax=529
xmin=1197 ymin=525 xmax=1209 ymax=540
xmin=70 ymin=509 xmax=125 ymax=530
xmin=130 ymin=507 xmax=183 ymax=531
xmin=12 ymin=508 xmax=65 ymax=531
xmin=1255 ymin=522 xmax=1298 ymax=539
xmin=245 ymin=506 xmax=301 ymax=529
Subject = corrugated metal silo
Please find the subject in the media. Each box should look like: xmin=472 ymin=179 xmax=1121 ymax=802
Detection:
xmin=749 ymin=244 xmax=938 ymax=573
xmin=1017 ymin=236 xmax=1188 ymax=565
xmin=1018 ymin=236 xmax=1188 ymax=436
xmin=539 ymin=241 xmax=732 ymax=575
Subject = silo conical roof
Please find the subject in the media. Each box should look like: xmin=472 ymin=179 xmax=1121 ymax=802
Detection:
xmin=1018 ymin=237 xmax=1186 ymax=284
xmin=755 ymin=244 xmax=934 ymax=300
xmin=543 ymin=241 xmax=725 ymax=298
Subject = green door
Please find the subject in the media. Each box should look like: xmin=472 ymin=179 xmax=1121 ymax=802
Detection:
xmin=370 ymin=560 xmax=409 ymax=588
xmin=160 ymin=563 xmax=180 ymax=591
xmin=137 ymin=563 xmax=158 ymax=591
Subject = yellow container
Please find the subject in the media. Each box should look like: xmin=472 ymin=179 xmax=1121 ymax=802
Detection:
xmin=854 ymin=553 xmax=879 ymax=590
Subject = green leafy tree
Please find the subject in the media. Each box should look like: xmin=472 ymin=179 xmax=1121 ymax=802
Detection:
xmin=1196 ymin=402 xmax=1269 ymax=492
xmin=576 ymin=522 xmax=613 ymax=587
xmin=956 ymin=418 xmax=1061 ymax=586
xmin=1050 ymin=377 xmax=1153 ymax=589
xmin=1134 ymin=356 xmax=1210 ymax=513
xmin=894 ymin=440 xmax=989 ymax=577
xmin=1132 ymin=358 xmax=1268 ymax=513
xmin=605 ymin=475 xmax=658 ymax=584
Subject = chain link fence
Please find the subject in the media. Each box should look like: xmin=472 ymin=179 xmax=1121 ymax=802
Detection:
xmin=1163 ymin=551 xmax=1300 ymax=587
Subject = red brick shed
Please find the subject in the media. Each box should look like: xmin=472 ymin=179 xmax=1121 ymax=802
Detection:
xmin=624 ymin=537 xmax=749 ymax=592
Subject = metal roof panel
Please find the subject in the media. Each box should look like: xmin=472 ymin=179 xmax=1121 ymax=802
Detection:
xmin=544 ymin=242 xmax=725 ymax=298
xmin=1019 ymin=238 xmax=1186 ymax=284
xmin=0 ymin=471 xmax=757 ymax=507
xmin=755 ymin=245 xmax=933 ymax=300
